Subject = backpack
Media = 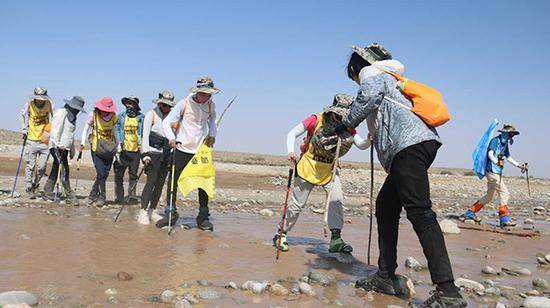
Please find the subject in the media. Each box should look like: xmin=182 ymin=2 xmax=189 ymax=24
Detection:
xmin=379 ymin=68 xmax=451 ymax=127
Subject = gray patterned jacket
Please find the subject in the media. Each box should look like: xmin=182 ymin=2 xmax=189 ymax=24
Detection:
xmin=343 ymin=60 xmax=441 ymax=173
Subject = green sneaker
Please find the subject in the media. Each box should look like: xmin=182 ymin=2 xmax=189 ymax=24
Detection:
xmin=329 ymin=237 xmax=353 ymax=253
xmin=273 ymin=233 xmax=289 ymax=252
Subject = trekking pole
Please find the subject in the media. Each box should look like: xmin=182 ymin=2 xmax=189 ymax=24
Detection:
xmin=11 ymin=135 xmax=27 ymax=197
xmin=323 ymin=138 xmax=342 ymax=237
xmin=74 ymin=150 xmax=83 ymax=190
xmin=215 ymin=95 xmax=238 ymax=127
xmin=113 ymin=166 xmax=145 ymax=223
xmin=521 ymin=163 xmax=531 ymax=198
xmin=367 ymin=143 xmax=374 ymax=265
xmin=168 ymin=148 xmax=177 ymax=235
xmin=276 ymin=164 xmax=295 ymax=261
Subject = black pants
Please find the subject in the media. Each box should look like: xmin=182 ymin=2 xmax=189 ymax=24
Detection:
xmin=90 ymin=151 xmax=114 ymax=202
xmin=114 ymin=150 xmax=140 ymax=201
xmin=141 ymin=152 xmax=169 ymax=210
xmin=163 ymin=150 xmax=209 ymax=217
xmin=376 ymin=140 xmax=454 ymax=286
xmin=44 ymin=148 xmax=74 ymax=198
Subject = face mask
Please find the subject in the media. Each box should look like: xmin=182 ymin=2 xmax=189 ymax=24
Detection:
xmin=126 ymin=106 xmax=138 ymax=118
xmin=65 ymin=104 xmax=79 ymax=124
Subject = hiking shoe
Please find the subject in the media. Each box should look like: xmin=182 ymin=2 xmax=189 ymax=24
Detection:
xmin=410 ymin=290 xmax=467 ymax=308
xmin=197 ymin=216 xmax=214 ymax=231
xmin=499 ymin=216 xmax=517 ymax=228
xmin=65 ymin=197 xmax=80 ymax=206
xmin=356 ymin=273 xmax=399 ymax=295
xmin=149 ymin=209 xmax=163 ymax=223
xmin=95 ymin=199 xmax=106 ymax=208
xmin=137 ymin=209 xmax=150 ymax=225
xmin=156 ymin=212 xmax=179 ymax=229
xmin=126 ymin=197 xmax=139 ymax=205
xmin=329 ymin=237 xmax=353 ymax=253
xmin=26 ymin=187 xmax=37 ymax=199
xmin=272 ymin=233 xmax=289 ymax=252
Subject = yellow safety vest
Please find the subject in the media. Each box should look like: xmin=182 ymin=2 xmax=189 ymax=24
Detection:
xmin=296 ymin=113 xmax=335 ymax=186
xmin=91 ymin=112 xmax=117 ymax=152
xmin=123 ymin=115 xmax=140 ymax=152
xmin=27 ymin=101 xmax=52 ymax=141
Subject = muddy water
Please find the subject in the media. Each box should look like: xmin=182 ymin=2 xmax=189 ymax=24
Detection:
xmin=1 ymin=201 xmax=548 ymax=307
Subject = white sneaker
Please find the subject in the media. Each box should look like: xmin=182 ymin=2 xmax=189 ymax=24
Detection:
xmin=149 ymin=209 xmax=164 ymax=223
xmin=137 ymin=209 xmax=150 ymax=225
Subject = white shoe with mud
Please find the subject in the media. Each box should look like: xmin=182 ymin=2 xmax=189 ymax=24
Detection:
xmin=137 ymin=209 xmax=150 ymax=225
xmin=149 ymin=209 xmax=163 ymax=223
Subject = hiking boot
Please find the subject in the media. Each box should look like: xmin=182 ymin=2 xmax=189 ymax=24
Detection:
xmin=26 ymin=187 xmax=37 ymax=199
xmin=137 ymin=209 xmax=150 ymax=225
xmin=65 ymin=197 xmax=80 ymax=206
xmin=126 ymin=196 xmax=139 ymax=205
xmin=328 ymin=237 xmax=353 ymax=253
xmin=197 ymin=215 xmax=214 ymax=231
xmin=149 ymin=209 xmax=163 ymax=223
xmin=114 ymin=198 xmax=126 ymax=205
xmin=499 ymin=216 xmax=516 ymax=228
xmin=273 ymin=233 xmax=289 ymax=252
xmin=95 ymin=199 xmax=106 ymax=208
xmin=356 ymin=273 xmax=400 ymax=295
xmin=410 ymin=289 xmax=467 ymax=308
xmin=156 ymin=212 xmax=179 ymax=229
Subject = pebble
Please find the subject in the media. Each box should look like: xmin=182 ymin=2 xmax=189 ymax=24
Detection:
xmin=311 ymin=208 xmax=325 ymax=214
xmin=225 ymin=281 xmax=238 ymax=289
xmin=532 ymin=278 xmax=549 ymax=289
xmin=502 ymin=266 xmax=532 ymax=276
xmin=241 ymin=281 xmax=267 ymax=294
xmin=524 ymin=218 xmax=534 ymax=224
xmin=298 ymin=282 xmax=316 ymax=297
xmin=0 ymin=291 xmax=39 ymax=306
xmin=454 ymin=278 xmax=485 ymax=292
xmin=439 ymin=219 xmax=460 ymax=234
xmin=197 ymin=279 xmax=210 ymax=286
xmin=268 ymin=283 xmax=289 ymax=296
xmin=526 ymin=290 xmax=540 ymax=296
xmin=175 ymin=299 xmax=192 ymax=308
xmin=481 ymin=266 xmax=497 ymax=275
xmin=308 ymin=270 xmax=335 ymax=286
xmin=405 ymin=257 xmax=425 ymax=271
xmin=522 ymin=296 xmax=550 ymax=308
xmin=116 ymin=271 xmax=132 ymax=281
xmin=160 ymin=290 xmax=177 ymax=303
xmin=104 ymin=288 xmax=118 ymax=296
xmin=197 ymin=289 xmax=222 ymax=300
xmin=106 ymin=296 xmax=118 ymax=304
xmin=495 ymin=303 xmax=506 ymax=308
xmin=484 ymin=287 xmax=501 ymax=297
xmin=259 ymin=209 xmax=274 ymax=217
xmin=183 ymin=293 xmax=199 ymax=305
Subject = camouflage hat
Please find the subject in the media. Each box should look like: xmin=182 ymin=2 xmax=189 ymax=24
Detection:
xmin=323 ymin=93 xmax=354 ymax=117
xmin=351 ymin=43 xmax=392 ymax=65
xmin=189 ymin=76 xmax=220 ymax=94
xmin=30 ymin=86 xmax=51 ymax=102
xmin=499 ymin=124 xmax=520 ymax=136
xmin=122 ymin=96 xmax=140 ymax=110
xmin=153 ymin=90 xmax=176 ymax=107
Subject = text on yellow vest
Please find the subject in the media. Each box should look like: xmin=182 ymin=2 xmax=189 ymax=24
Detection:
xmin=123 ymin=115 xmax=140 ymax=152
xmin=296 ymin=113 xmax=336 ymax=186
xmin=27 ymin=101 xmax=52 ymax=141
xmin=91 ymin=112 xmax=117 ymax=152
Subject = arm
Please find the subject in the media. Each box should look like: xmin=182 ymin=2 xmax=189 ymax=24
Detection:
xmin=342 ymin=75 xmax=386 ymax=129
xmin=141 ymin=112 xmax=152 ymax=158
xmin=114 ymin=114 xmax=124 ymax=147
xmin=208 ymin=107 xmax=217 ymax=137
xmin=80 ymin=115 xmax=93 ymax=147
xmin=487 ymin=150 xmax=499 ymax=165
xmin=162 ymin=101 xmax=183 ymax=142
xmin=354 ymin=133 xmax=371 ymax=150
xmin=286 ymin=123 xmax=306 ymax=154
xmin=506 ymin=156 xmax=520 ymax=168
xmin=49 ymin=110 xmax=64 ymax=147
xmin=21 ymin=102 xmax=29 ymax=134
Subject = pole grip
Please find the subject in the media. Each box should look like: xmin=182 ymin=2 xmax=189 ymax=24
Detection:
xmin=287 ymin=169 xmax=294 ymax=188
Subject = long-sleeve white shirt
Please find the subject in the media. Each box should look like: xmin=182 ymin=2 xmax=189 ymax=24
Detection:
xmin=142 ymin=107 xmax=168 ymax=158
xmin=162 ymin=94 xmax=217 ymax=154
xmin=286 ymin=123 xmax=370 ymax=154
xmin=49 ymin=108 xmax=77 ymax=149
xmin=488 ymin=150 xmax=520 ymax=168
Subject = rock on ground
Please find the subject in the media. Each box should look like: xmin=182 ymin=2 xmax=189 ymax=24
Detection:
xmin=268 ymin=283 xmax=289 ymax=296
xmin=197 ymin=289 xmax=222 ymax=300
xmin=160 ymin=290 xmax=177 ymax=303
xmin=0 ymin=291 xmax=39 ymax=306
xmin=308 ymin=270 xmax=335 ymax=286
xmin=482 ymin=266 xmax=498 ymax=275
xmin=405 ymin=257 xmax=425 ymax=271
xmin=522 ymin=296 xmax=550 ymax=308
xmin=298 ymin=282 xmax=316 ymax=297
xmin=532 ymin=278 xmax=549 ymax=289
xmin=175 ymin=299 xmax=192 ymax=308
xmin=439 ymin=219 xmax=461 ymax=234
xmin=455 ymin=278 xmax=485 ymax=292
xmin=259 ymin=209 xmax=274 ymax=217
xmin=502 ymin=266 xmax=532 ymax=276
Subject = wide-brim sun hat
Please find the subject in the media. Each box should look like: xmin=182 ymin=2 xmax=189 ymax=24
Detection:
xmin=121 ymin=96 xmax=141 ymax=110
xmin=153 ymin=90 xmax=176 ymax=107
xmin=351 ymin=43 xmax=393 ymax=65
xmin=323 ymin=93 xmax=355 ymax=117
xmin=30 ymin=86 xmax=52 ymax=102
xmin=189 ymin=76 xmax=220 ymax=94
xmin=63 ymin=96 xmax=87 ymax=113
xmin=95 ymin=97 xmax=117 ymax=113
xmin=499 ymin=124 xmax=520 ymax=136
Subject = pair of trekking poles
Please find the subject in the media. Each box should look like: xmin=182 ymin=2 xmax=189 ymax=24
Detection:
xmin=275 ymin=138 xmax=375 ymax=265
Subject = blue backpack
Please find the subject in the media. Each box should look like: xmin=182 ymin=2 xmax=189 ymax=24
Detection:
xmin=472 ymin=119 xmax=499 ymax=179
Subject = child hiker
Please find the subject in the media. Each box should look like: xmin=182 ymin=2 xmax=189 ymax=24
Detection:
xmin=42 ymin=96 xmax=87 ymax=204
xmin=81 ymin=97 xmax=118 ymax=207
xmin=114 ymin=96 xmax=144 ymax=204
xmin=336 ymin=43 xmax=466 ymax=307
xmin=137 ymin=90 xmax=176 ymax=225
xmin=462 ymin=124 xmax=527 ymax=227
xmin=273 ymin=93 xmax=370 ymax=254
xmin=20 ymin=87 xmax=53 ymax=198
xmin=158 ymin=77 xmax=218 ymax=230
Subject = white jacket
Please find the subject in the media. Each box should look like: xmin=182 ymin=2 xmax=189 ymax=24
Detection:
xmin=49 ymin=108 xmax=76 ymax=153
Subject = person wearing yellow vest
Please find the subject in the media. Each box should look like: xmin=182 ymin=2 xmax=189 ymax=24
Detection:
xmin=113 ymin=96 xmax=144 ymax=204
xmin=80 ymin=97 xmax=118 ymax=207
xmin=20 ymin=87 xmax=53 ymax=198
xmin=273 ymin=94 xmax=370 ymax=253
xmin=158 ymin=77 xmax=218 ymax=231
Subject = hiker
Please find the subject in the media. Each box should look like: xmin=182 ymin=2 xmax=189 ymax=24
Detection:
xmin=42 ymin=96 xmax=87 ymax=204
xmin=463 ymin=124 xmax=527 ymax=227
xmin=81 ymin=97 xmax=118 ymax=207
xmin=335 ymin=43 xmax=466 ymax=307
xmin=20 ymin=87 xmax=53 ymax=198
xmin=272 ymin=94 xmax=370 ymax=254
xmin=158 ymin=77 xmax=218 ymax=230
xmin=113 ymin=96 xmax=144 ymax=204
xmin=137 ymin=90 xmax=176 ymax=225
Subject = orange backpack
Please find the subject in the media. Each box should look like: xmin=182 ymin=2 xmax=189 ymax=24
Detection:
xmin=379 ymin=68 xmax=451 ymax=127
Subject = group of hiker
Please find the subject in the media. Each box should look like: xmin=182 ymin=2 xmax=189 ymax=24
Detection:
xmin=15 ymin=42 xmax=530 ymax=307
xmin=19 ymin=77 xmax=220 ymax=230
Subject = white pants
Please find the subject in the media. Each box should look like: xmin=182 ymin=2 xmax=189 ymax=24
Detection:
xmin=278 ymin=169 xmax=344 ymax=233
xmin=479 ymin=172 xmax=510 ymax=205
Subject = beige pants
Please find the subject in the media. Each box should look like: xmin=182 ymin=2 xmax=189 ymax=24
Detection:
xmin=479 ymin=172 xmax=510 ymax=205
xmin=25 ymin=140 xmax=49 ymax=190
xmin=278 ymin=169 xmax=344 ymax=233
